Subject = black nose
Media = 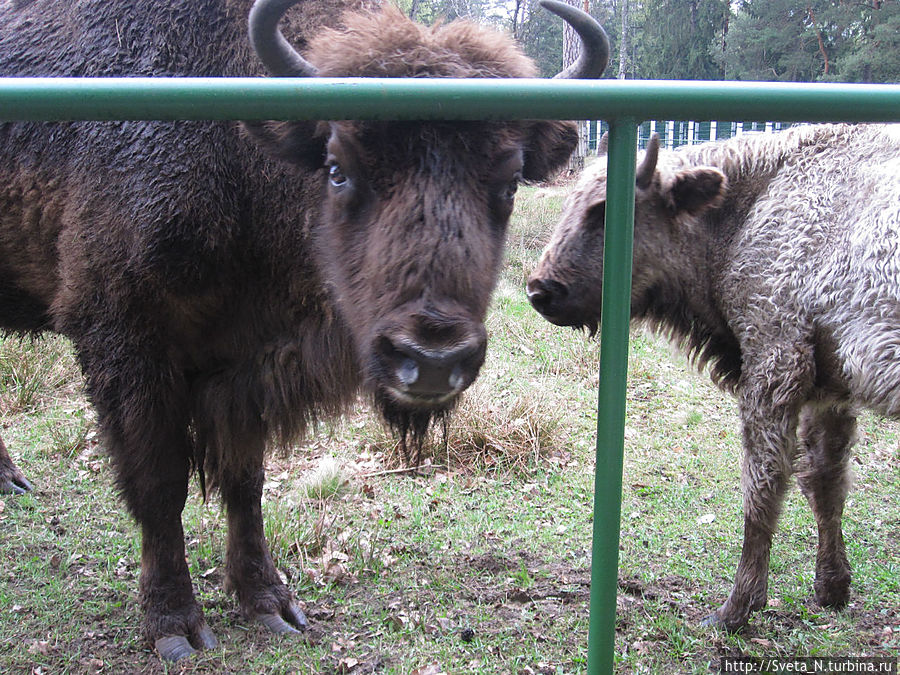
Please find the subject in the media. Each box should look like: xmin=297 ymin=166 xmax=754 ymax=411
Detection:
xmin=526 ymin=277 xmax=568 ymax=316
xmin=378 ymin=335 xmax=485 ymax=400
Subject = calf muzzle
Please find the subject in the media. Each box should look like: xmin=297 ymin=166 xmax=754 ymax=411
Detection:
xmin=526 ymin=277 xmax=569 ymax=319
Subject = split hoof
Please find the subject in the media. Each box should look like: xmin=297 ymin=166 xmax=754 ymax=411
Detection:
xmin=195 ymin=623 xmax=219 ymax=649
xmin=155 ymin=636 xmax=196 ymax=662
xmin=155 ymin=624 xmax=218 ymax=662
xmin=700 ymin=610 xmax=746 ymax=633
xmin=0 ymin=473 xmax=33 ymax=495
xmin=258 ymin=602 xmax=308 ymax=634
xmin=700 ymin=612 xmax=720 ymax=629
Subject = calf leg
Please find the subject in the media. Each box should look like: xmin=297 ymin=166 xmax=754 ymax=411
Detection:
xmin=704 ymin=346 xmax=813 ymax=631
xmin=796 ymin=404 xmax=855 ymax=609
xmin=0 ymin=434 xmax=32 ymax=494
xmin=220 ymin=458 xmax=308 ymax=634
xmin=705 ymin=434 xmax=795 ymax=630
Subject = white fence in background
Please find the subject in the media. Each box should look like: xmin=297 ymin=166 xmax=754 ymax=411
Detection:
xmin=585 ymin=120 xmax=795 ymax=152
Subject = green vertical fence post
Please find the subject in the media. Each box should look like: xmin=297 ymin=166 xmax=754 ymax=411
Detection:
xmin=587 ymin=119 xmax=638 ymax=674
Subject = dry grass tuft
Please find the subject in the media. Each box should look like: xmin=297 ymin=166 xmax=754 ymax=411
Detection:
xmin=300 ymin=454 xmax=351 ymax=501
xmin=373 ymin=380 xmax=567 ymax=476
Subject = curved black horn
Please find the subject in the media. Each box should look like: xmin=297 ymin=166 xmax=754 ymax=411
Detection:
xmin=539 ymin=0 xmax=610 ymax=79
xmin=249 ymin=0 xmax=319 ymax=77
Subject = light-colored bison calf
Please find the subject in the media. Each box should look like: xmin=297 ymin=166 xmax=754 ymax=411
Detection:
xmin=527 ymin=123 xmax=900 ymax=630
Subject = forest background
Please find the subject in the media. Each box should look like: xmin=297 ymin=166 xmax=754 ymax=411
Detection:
xmin=398 ymin=0 xmax=900 ymax=84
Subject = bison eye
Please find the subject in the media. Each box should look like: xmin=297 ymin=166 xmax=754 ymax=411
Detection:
xmin=328 ymin=163 xmax=348 ymax=188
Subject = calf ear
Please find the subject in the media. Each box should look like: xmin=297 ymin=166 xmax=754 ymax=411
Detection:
xmin=670 ymin=167 xmax=727 ymax=216
xmin=242 ymin=121 xmax=327 ymax=172
xmin=522 ymin=120 xmax=579 ymax=182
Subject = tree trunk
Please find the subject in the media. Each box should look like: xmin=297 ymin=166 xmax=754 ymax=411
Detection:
xmin=564 ymin=0 xmax=589 ymax=172
xmin=807 ymin=6 xmax=830 ymax=76
xmin=511 ymin=0 xmax=523 ymax=39
xmin=618 ymin=0 xmax=629 ymax=79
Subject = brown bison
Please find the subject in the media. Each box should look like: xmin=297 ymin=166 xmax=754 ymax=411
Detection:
xmin=0 ymin=0 xmax=609 ymax=661
xmin=527 ymin=124 xmax=900 ymax=630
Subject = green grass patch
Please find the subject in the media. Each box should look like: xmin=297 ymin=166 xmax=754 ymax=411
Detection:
xmin=1 ymin=185 xmax=897 ymax=673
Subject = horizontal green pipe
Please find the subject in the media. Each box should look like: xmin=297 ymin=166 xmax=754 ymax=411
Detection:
xmin=0 ymin=77 xmax=897 ymax=122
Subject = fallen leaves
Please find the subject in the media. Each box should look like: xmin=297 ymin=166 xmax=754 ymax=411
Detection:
xmin=410 ymin=665 xmax=446 ymax=675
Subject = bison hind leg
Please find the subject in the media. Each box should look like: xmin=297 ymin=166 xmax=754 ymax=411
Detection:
xmin=796 ymin=403 xmax=855 ymax=609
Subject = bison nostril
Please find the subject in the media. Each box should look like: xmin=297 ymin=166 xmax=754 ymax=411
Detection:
xmin=397 ymin=358 xmax=419 ymax=387
xmin=448 ymin=364 xmax=465 ymax=392
xmin=527 ymin=286 xmax=550 ymax=310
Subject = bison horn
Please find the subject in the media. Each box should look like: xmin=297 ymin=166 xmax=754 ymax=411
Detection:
xmin=248 ymin=0 xmax=319 ymax=77
xmin=539 ymin=0 xmax=610 ymax=79
xmin=636 ymin=133 xmax=660 ymax=190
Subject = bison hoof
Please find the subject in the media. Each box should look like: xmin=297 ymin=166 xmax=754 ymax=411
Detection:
xmin=0 ymin=472 xmax=33 ymax=495
xmin=257 ymin=602 xmax=309 ymax=634
xmin=155 ymin=624 xmax=218 ymax=662
xmin=156 ymin=636 xmax=196 ymax=662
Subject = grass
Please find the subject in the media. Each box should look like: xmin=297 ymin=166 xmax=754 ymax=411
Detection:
xmin=1 ymin=185 xmax=898 ymax=673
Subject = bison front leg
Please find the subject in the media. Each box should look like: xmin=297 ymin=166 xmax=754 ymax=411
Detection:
xmin=121 ymin=438 xmax=217 ymax=661
xmin=83 ymin=349 xmax=216 ymax=662
xmin=796 ymin=404 xmax=855 ymax=609
xmin=220 ymin=462 xmax=308 ymax=634
xmin=117 ymin=444 xmax=217 ymax=660
xmin=0 ymin=434 xmax=32 ymax=494
xmin=704 ymin=347 xmax=813 ymax=631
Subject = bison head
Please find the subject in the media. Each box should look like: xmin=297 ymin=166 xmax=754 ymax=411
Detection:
xmin=527 ymin=134 xmax=727 ymax=333
xmin=247 ymin=0 xmax=609 ymax=438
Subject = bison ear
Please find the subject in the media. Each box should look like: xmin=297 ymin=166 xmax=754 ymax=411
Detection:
xmin=670 ymin=167 xmax=727 ymax=216
xmin=242 ymin=121 xmax=327 ymax=172
xmin=521 ymin=120 xmax=579 ymax=182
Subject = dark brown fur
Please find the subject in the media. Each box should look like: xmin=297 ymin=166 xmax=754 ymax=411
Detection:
xmin=0 ymin=0 xmax=578 ymax=656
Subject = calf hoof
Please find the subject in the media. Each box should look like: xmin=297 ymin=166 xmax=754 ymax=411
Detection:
xmin=700 ymin=609 xmax=749 ymax=632
xmin=814 ymin=577 xmax=850 ymax=609
xmin=155 ymin=624 xmax=218 ymax=662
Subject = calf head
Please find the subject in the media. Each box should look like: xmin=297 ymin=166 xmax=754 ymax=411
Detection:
xmin=527 ymin=134 xmax=727 ymax=332
xmin=247 ymin=0 xmax=609 ymax=434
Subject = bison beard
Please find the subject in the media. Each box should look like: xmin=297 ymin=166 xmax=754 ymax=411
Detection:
xmin=376 ymin=391 xmax=451 ymax=466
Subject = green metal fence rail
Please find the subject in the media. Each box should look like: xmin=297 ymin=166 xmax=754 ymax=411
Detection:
xmin=1 ymin=78 xmax=899 ymax=121
xmin=2 ymin=77 xmax=898 ymax=674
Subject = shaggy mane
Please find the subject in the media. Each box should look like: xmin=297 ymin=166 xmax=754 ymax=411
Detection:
xmin=673 ymin=123 xmax=857 ymax=186
xmin=635 ymin=282 xmax=743 ymax=394
xmin=307 ymin=4 xmax=538 ymax=79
